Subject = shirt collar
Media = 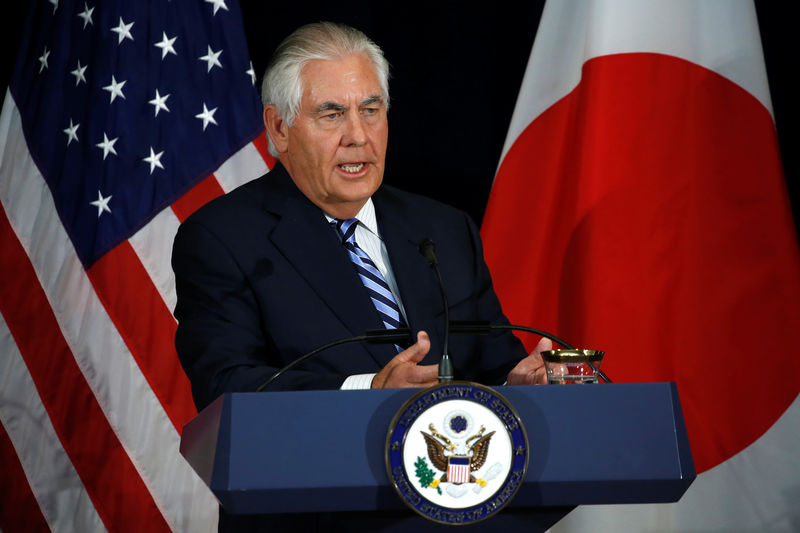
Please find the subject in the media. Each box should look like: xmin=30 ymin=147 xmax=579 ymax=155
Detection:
xmin=324 ymin=198 xmax=379 ymax=237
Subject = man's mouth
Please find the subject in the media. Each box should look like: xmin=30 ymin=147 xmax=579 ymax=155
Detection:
xmin=338 ymin=162 xmax=365 ymax=174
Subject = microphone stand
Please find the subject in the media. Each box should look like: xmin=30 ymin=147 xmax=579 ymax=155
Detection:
xmin=418 ymin=238 xmax=453 ymax=382
xmin=255 ymin=321 xmax=612 ymax=391
xmin=255 ymin=329 xmax=410 ymax=392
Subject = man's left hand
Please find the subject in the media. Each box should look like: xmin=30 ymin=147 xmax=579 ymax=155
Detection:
xmin=506 ymin=337 xmax=552 ymax=385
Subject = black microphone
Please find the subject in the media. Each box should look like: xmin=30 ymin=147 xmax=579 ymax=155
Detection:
xmin=418 ymin=238 xmax=454 ymax=382
xmin=255 ymin=328 xmax=412 ymax=392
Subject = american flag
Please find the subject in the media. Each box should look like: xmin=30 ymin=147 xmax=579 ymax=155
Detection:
xmin=447 ymin=456 xmax=471 ymax=485
xmin=0 ymin=1 xmax=273 ymax=530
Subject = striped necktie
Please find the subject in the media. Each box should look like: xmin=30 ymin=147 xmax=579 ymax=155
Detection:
xmin=334 ymin=218 xmax=407 ymax=331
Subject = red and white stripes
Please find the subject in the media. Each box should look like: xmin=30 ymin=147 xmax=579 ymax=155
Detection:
xmin=0 ymin=90 xmax=274 ymax=532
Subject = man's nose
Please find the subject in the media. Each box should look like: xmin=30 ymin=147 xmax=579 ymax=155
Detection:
xmin=341 ymin=111 xmax=368 ymax=146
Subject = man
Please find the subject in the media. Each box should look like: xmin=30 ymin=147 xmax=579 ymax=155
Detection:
xmin=173 ymin=22 xmax=548 ymax=413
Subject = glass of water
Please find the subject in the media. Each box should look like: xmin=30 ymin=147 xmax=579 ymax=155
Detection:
xmin=541 ymin=349 xmax=605 ymax=384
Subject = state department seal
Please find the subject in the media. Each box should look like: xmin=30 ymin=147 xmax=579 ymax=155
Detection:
xmin=386 ymin=382 xmax=528 ymax=525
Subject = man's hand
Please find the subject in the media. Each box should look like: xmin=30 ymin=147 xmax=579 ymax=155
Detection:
xmin=371 ymin=331 xmax=438 ymax=389
xmin=506 ymin=337 xmax=552 ymax=385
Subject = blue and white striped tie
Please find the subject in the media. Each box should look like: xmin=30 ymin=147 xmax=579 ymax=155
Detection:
xmin=334 ymin=218 xmax=406 ymax=331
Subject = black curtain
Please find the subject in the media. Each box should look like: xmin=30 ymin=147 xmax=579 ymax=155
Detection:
xmin=2 ymin=2 xmax=796 ymax=235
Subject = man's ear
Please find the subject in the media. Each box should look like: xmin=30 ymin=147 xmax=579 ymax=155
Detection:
xmin=263 ymin=105 xmax=289 ymax=154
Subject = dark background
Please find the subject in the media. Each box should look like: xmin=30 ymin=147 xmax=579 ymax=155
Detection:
xmin=2 ymin=2 xmax=796 ymax=237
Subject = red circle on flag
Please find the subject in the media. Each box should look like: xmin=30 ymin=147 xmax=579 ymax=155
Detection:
xmin=483 ymin=53 xmax=800 ymax=473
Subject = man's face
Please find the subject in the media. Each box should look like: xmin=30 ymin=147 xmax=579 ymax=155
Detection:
xmin=280 ymin=53 xmax=388 ymax=219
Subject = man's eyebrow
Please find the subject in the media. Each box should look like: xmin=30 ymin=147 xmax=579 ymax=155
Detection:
xmin=360 ymin=95 xmax=384 ymax=107
xmin=314 ymin=102 xmax=347 ymax=114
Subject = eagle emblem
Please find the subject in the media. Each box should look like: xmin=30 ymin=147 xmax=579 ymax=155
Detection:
xmin=411 ymin=409 xmax=506 ymax=499
xmin=387 ymin=382 xmax=528 ymax=523
xmin=421 ymin=422 xmax=494 ymax=485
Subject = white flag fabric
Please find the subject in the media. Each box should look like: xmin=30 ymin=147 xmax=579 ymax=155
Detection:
xmin=483 ymin=1 xmax=800 ymax=530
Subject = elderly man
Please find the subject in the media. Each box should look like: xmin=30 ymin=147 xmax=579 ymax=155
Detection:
xmin=173 ymin=22 xmax=548 ymax=413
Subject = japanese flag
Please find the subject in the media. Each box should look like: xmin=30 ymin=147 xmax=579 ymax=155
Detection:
xmin=482 ymin=1 xmax=800 ymax=530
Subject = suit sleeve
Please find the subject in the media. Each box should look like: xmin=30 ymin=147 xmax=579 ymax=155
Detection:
xmin=172 ymin=217 xmax=345 ymax=411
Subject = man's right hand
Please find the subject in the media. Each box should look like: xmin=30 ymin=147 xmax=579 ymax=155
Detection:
xmin=371 ymin=331 xmax=438 ymax=389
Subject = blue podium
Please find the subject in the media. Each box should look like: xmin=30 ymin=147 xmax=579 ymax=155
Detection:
xmin=180 ymin=383 xmax=695 ymax=529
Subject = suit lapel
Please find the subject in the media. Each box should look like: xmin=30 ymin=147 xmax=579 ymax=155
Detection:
xmin=264 ymin=166 xmax=397 ymax=367
xmin=374 ymin=188 xmax=444 ymax=364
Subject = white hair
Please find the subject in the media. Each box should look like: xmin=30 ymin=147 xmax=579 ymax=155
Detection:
xmin=261 ymin=22 xmax=390 ymax=157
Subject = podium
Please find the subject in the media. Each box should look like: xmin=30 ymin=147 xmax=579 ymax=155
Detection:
xmin=181 ymin=383 xmax=694 ymax=529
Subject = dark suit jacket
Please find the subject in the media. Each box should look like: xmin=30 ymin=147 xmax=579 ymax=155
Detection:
xmin=173 ymin=164 xmax=526 ymax=411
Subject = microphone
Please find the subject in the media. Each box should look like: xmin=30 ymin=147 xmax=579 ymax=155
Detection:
xmin=418 ymin=238 xmax=454 ymax=382
xmin=254 ymin=322 xmax=611 ymax=391
xmin=255 ymin=328 xmax=412 ymax=392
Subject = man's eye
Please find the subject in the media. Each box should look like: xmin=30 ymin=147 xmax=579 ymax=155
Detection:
xmin=362 ymin=107 xmax=378 ymax=115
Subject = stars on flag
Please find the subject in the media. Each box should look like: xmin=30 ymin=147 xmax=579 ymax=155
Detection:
xmin=199 ymin=46 xmax=223 ymax=72
xmin=155 ymin=32 xmax=177 ymax=59
xmin=247 ymin=61 xmax=256 ymax=85
xmin=143 ymin=147 xmax=165 ymax=174
xmin=102 ymin=75 xmax=126 ymax=103
xmin=70 ymin=60 xmax=87 ymax=86
xmin=205 ymin=0 xmax=229 ymax=16
xmin=96 ymin=133 xmax=119 ymax=160
xmin=38 ymin=47 xmax=50 ymax=73
xmin=111 ymin=17 xmax=134 ymax=44
xmin=20 ymin=3 xmax=260 ymax=235
xmin=148 ymin=90 xmax=170 ymax=117
xmin=195 ymin=103 xmax=218 ymax=130
xmin=90 ymin=190 xmax=112 ymax=217
xmin=77 ymin=3 xmax=94 ymax=28
xmin=63 ymin=120 xmax=80 ymax=145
